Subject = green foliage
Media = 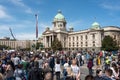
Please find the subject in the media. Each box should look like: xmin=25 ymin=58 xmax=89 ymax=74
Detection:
xmin=36 ymin=42 xmax=40 ymax=50
xmin=102 ymin=36 xmax=119 ymax=51
xmin=36 ymin=42 xmax=43 ymax=50
xmin=51 ymin=38 xmax=62 ymax=52
xmin=0 ymin=45 xmax=10 ymax=50
xmin=20 ymin=48 xmax=30 ymax=51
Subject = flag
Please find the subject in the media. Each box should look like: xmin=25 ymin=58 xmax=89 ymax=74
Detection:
xmin=35 ymin=14 xmax=38 ymax=38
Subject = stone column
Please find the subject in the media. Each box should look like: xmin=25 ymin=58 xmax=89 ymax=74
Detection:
xmin=45 ymin=36 xmax=47 ymax=48
xmin=49 ymin=36 xmax=51 ymax=47
xmin=50 ymin=36 xmax=52 ymax=47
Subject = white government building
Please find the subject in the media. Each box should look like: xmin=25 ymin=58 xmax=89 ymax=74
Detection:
xmin=0 ymin=11 xmax=120 ymax=51
xmin=42 ymin=11 xmax=120 ymax=52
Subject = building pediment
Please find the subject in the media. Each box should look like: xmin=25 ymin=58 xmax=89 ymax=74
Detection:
xmin=42 ymin=30 xmax=56 ymax=35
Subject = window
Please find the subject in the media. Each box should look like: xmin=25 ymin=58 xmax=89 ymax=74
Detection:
xmin=81 ymin=42 xmax=83 ymax=47
xmin=85 ymin=35 xmax=87 ymax=40
xmin=63 ymin=23 xmax=65 ymax=27
xmin=93 ymin=41 xmax=95 ymax=47
xmin=114 ymin=35 xmax=116 ymax=39
xmin=93 ymin=34 xmax=95 ymax=39
xmin=69 ymin=43 xmax=71 ymax=47
xmin=73 ymin=42 xmax=74 ymax=47
xmin=81 ymin=42 xmax=83 ymax=44
xmin=76 ymin=36 xmax=78 ymax=40
xmin=92 ymin=48 xmax=95 ymax=51
xmin=77 ymin=42 xmax=79 ymax=47
xmin=64 ymin=37 xmax=66 ymax=41
xmin=69 ymin=37 xmax=71 ymax=41
xmin=81 ymin=35 xmax=83 ymax=40
xmin=73 ymin=37 xmax=74 ymax=41
xmin=54 ymin=23 xmax=56 ymax=27
xmin=86 ymin=42 xmax=88 ymax=47
xmin=60 ymin=24 xmax=62 ymax=27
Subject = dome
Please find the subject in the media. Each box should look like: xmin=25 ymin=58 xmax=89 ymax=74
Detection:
xmin=53 ymin=10 xmax=66 ymax=22
xmin=91 ymin=22 xmax=101 ymax=29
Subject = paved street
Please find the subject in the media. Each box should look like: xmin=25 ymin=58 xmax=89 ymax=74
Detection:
xmin=53 ymin=64 xmax=97 ymax=80
xmin=80 ymin=64 xmax=96 ymax=80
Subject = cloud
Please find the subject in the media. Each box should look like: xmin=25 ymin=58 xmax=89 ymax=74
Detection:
xmin=0 ymin=25 xmax=9 ymax=31
xmin=101 ymin=3 xmax=120 ymax=11
xmin=39 ymin=22 xmax=52 ymax=31
xmin=8 ymin=0 xmax=33 ymax=14
xmin=16 ymin=33 xmax=36 ymax=40
xmin=15 ymin=21 xmax=51 ymax=40
xmin=0 ymin=5 xmax=12 ymax=19
xmin=0 ymin=25 xmax=10 ymax=38
xmin=0 ymin=20 xmax=51 ymax=40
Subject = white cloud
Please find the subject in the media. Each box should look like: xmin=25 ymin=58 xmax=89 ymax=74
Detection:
xmin=0 ymin=25 xmax=10 ymax=38
xmin=16 ymin=22 xmax=51 ymax=40
xmin=10 ymin=0 xmax=25 ymax=7
xmin=9 ymin=0 xmax=33 ymax=14
xmin=39 ymin=22 xmax=52 ymax=31
xmin=0 ymin=5 xmax=12 ymax=19
xmin=16 ymin=33 xmax=36 ymax=40
xmin=101 ymin=3 xmax=120 ymax=11
xmin=0 ymin=25 xmax=18 ymax=37
xmin=0 ymin=20 xmax=51 ymax=40
xmin=0 ymin=25 xmax=9 ymax=31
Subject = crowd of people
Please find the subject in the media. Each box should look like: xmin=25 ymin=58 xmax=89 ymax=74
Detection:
xmin=0 ymin=50 xmax=119 ymax=80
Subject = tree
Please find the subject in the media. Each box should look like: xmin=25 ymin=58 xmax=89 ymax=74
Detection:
xmin=102 ymin=36 xmax=119 ymax=51
xmin=51 ymin=38 xmax=62 ymax=52
xmin=0 ymin=45 xmax=10 ymax=50
xmin=36 ymin=42 xmax=43 ymax=50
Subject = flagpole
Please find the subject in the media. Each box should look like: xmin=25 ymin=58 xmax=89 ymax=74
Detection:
xmin=35 ymin=14 xmax=38 ymax=53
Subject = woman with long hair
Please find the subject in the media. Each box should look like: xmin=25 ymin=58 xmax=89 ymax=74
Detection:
xmin=71 ymin=59 xmax=80 ymax=80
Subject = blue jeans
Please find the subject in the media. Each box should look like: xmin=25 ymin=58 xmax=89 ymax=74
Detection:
xmin=89 ymin=68 xmax=93 ymax=75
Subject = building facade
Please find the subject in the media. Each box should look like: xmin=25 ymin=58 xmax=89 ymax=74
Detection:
xmin=42 ymin=11 xmax=120 ymax=52
xmin=0 ymin=37 xmax=35 ymax=50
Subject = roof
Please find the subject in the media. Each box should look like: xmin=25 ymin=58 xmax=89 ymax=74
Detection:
xmin=53 ymin=10 xmax=66 ymax=22
xmin=102 ymin=26 xmax=120 ymax=31
xmin=91 ymin=22 xmax=101 ymax=29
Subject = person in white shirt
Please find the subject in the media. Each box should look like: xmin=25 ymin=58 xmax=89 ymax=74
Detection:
xmin=71 ymin=59 xmax=80 ymax=80
xmin=110 ymin=63 xmax=119 ymax=80
xmin=13 ymin=56 xmax=20 ymax=67
xmin=55 ymin=58 xmax=61 ymax=80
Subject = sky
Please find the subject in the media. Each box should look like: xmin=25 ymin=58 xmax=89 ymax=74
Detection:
xmin=0 ymin=0 xmax=120 ymax=40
